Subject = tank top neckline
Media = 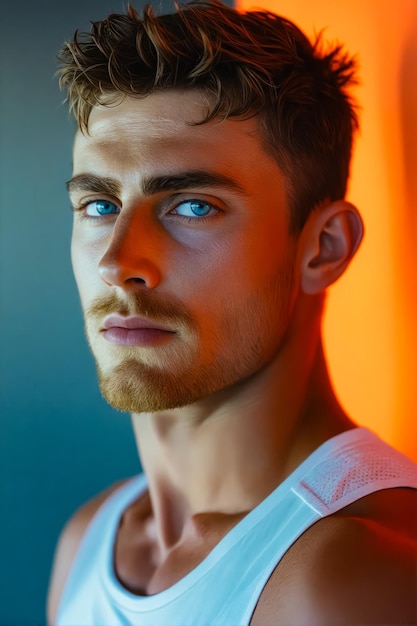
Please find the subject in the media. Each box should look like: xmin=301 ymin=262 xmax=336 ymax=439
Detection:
xmin=101 ymin=426 xmax=371 ymax=611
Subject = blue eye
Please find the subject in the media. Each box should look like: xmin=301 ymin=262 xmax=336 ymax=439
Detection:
xmin=85 ymin=200 xmax=120 ymax=216
xmin=173 ymin=200 xmax=213 ymax=218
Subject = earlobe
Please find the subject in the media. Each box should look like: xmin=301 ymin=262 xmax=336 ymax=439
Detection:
xmin=301 ymin=201 xmax=364 ymax=294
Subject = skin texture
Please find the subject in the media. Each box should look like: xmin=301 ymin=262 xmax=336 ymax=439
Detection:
xmin=48 ymin=90 xmax=417 ymax=625
xmin=71 ymin=92 xmax=297 ymax=415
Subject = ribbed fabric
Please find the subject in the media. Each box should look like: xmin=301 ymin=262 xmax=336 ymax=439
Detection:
xmin=56 ymin=427 xmax=417 ymax=625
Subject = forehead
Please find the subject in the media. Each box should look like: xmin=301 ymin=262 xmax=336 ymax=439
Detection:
xmin=72 ymin=91 xmax=284 ymax=188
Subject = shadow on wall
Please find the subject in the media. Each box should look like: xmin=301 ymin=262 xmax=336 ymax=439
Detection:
xmin=400 ymin=12 xmax=417 ymax=245
xmin=396 ymin=5 xmax=417 ymax=454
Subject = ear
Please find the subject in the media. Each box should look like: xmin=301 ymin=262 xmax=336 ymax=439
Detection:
xmin=300 ymin=200 xmax=364 ymax=294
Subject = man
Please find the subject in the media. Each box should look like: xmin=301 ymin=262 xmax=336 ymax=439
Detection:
xmin=48 ymin=1 xmax=417 ymax=624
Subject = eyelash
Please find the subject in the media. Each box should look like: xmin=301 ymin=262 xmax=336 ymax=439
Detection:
xmin=71 ymin=199 xmax=120 ymax=222
xmin=72 ymin=197 xmax=223 ymax=224
xmin=169 ymin=199 xmax=222 ymax=223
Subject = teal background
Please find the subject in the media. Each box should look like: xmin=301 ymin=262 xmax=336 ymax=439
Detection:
xmin=1 ymin=1 xmax=240 ymax=623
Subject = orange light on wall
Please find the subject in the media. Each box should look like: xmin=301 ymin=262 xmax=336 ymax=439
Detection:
xmin=237 ymin=0 xmax=417 ymax=460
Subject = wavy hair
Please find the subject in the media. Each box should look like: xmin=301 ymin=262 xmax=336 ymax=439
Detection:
xmin=57 ymin=0 xmax=359 ymax=232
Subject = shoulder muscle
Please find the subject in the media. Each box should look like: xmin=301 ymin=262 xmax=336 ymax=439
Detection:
xmin=47 ymin=479 xmax=127 ymax=625
xmin=252 ymin=488 xmax=417 ymax=625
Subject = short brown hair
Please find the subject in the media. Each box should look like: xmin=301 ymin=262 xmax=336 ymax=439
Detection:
xmin=57 ymin=0 xmax=359 ymax=232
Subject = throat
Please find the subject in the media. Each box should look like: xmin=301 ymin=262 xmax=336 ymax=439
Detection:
xmin=114 ymin=496 xmax=248 ymax=596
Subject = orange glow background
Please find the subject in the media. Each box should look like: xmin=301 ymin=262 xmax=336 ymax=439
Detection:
xmin=238 ymin=0 xmax=417 ymax=460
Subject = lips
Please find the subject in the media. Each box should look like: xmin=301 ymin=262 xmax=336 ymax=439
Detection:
xmin=101 ymin=315 xmax=175 ymax=346
xmin=103 ymin=315 xmax=172 ymax=331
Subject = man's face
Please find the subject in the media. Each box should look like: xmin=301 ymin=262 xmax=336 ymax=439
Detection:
xmin=70 ymin=90 xmax=298 ymax=413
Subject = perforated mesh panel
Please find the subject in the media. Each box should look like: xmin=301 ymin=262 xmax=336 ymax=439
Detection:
xmin=305 ymin=437 xmax=417 ymax=507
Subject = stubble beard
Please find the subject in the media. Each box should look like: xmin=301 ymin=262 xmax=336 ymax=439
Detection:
xmin=95 ymin=345 xmax=221 ymax=413
xmin=85 ymin=292 xmax=207 ymax=413
xmin=84 ymin=264 xmax=295 ymax=414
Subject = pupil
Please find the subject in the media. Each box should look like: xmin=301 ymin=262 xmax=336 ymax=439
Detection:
xmin=98 ymin=201 xmax=111 ymax=213
xmin=191 ymin=202 xmax=208 ymax=216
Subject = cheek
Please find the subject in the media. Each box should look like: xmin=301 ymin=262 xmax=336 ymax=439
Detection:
xmin=70 ymin=234 xmax=102 ymax=306
xmin=188 ymin=240 xmax=295 ymax=338
xmin=216 ymin=236 xmax=293 ymax=294
xmin=174 ymin=228 xmax=295 ymax=322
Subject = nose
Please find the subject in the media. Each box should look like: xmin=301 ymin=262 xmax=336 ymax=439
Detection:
xmin=98 ymin=212 xmax=162 ymax=290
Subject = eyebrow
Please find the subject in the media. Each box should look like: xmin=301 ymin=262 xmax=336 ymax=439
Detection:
xmin=66 ymin=174 xmax=120 ymax=196
xmin=66 ymin=171 xmax=248 ymax=198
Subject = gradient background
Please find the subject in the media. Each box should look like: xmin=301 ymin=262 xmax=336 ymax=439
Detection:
xmin=0 ymin=0 xmax=415 ymax=623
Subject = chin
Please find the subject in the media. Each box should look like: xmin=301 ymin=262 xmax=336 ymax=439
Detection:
xmin=96 ymin=358 xmax=214 ymax=413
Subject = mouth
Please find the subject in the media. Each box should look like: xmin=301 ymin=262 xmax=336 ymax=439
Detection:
xmin=101 ymin=315 xmax=176 ymax=347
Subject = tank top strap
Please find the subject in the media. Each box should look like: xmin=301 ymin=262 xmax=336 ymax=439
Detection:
xmin=292 ymin=427 xmax=417 ymax=516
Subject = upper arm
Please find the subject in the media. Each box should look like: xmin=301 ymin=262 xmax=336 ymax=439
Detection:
xmin=47 ymin=480 xmax=127 ymax=625
xmin=252 ymin=511 xmax=417 ymax=625
xmin=306 ymin=519 xmax=417 ymax=625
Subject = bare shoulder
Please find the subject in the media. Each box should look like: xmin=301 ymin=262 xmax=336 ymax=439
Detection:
xmin=252 ymin=487 xmax=417 ymax=625
xmin=47 ymin=479 xmax=129 ymax=625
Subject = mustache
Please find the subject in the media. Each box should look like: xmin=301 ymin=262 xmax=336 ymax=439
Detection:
xmin=85 ymin=292 xmax=194 ymax=327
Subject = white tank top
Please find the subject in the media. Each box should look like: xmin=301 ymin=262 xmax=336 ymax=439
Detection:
xmin=56 ymin=428 xmax=417 ymax=625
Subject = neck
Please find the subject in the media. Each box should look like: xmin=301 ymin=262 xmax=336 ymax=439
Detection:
xmin=131 ymin=295 xmax=354 ymax=549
